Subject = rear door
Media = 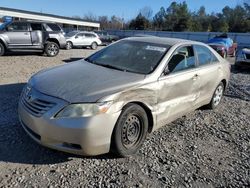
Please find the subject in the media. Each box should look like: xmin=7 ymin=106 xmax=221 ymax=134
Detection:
xmin=193 ymin=45 xmax=222 ymax=106
xmin=5 ymin=22 xmax=32 ymax=46
xmin=30 ymin=23 xmax=44 ymax=45
xmin=157 ymin=45 xmax=201 ymax=128
xmin=84 ymin=33 xmax=96 ymax=45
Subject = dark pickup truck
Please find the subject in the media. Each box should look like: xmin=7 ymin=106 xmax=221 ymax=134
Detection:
xmin=0 ymin=21 xmax=66 ymax=57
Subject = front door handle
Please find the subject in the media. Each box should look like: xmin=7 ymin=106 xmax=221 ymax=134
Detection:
xmin=24 ymin=32 xmax=29 ymax=35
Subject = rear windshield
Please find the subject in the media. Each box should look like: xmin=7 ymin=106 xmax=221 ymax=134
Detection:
xmin=86 ymin=40 xmax=170 ymax=74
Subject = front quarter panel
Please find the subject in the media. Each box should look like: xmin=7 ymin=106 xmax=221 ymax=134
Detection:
xmin=100 ymin=82 xmax=158 ymax=129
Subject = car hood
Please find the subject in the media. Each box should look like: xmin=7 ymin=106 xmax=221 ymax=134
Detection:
xmin=30 ymin=60 xmax=145 ymax=103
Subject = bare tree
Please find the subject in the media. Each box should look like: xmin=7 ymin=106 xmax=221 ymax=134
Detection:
xmin=139 ymin=6 xmax=153 ymax=20
xmin=83 ymin=12 xmax=97 ymax=21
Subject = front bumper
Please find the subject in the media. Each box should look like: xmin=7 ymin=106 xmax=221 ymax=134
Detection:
xmin=18 ymin=88 xmax=121 ymax=156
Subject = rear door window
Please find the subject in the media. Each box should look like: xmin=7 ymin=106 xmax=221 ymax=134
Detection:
xmin=30 ymin=23 xmax=43 ymax=31
xmin=194 ymin=45 xmax=219 ymax=66
xmin=85 ymin=34 xmax=96 ymax=38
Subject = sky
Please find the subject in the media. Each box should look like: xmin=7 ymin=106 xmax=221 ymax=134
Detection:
xmin=0 ymin=0 xmax=244 ymax=20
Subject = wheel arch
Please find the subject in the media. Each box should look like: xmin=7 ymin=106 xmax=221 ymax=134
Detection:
xmin=122 ymin=101 xmax=154 ymax=134
xmin=0 ymin=38 xmax=7 ymax=49
xmin=221 ymin=79 xmax=227 ymax=91
xmin=46 ymin=38 xmax=60 ymax=47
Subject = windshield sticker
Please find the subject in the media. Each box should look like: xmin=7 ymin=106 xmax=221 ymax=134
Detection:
xmin=145 ymin=46 xmax=166 ymax=52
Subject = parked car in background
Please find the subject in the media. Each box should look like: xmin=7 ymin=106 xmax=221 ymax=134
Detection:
xmin=19 ymin=37 xmax=230 ymax=157
xmin=65 ymin=31 xmax=102 ymax=50
xmin=235 ymin=47 xmax=250 ymax=69
xmin=94 ymin=31 xmax=119 ymax=45
xmin=208 ymin=34 xmax=237 ymax=58
xmin=0 ymin=21 xmax=66 ymax=57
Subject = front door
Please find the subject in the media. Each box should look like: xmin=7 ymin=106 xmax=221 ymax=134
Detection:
xmin=5 ymin=22 xmax=32 ymax=46
xmin=156 ymin=45 xmax=200 ymax=128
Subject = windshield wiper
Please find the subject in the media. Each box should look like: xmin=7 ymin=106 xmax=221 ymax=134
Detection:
xmin=98 ymin=64 xmax=125 ymax=71
xmin=85 ymin=58 xmax=132 ymax=72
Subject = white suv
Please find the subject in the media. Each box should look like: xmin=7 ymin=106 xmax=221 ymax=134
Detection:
xmin=65 ymin=31 xmax=102 ymax=50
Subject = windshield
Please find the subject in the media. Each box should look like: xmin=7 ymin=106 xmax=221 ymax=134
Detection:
xmin=66 ymin=31 xmax=78 ymax=37
xmin=85 ymin=40 xmax=170 ymax=74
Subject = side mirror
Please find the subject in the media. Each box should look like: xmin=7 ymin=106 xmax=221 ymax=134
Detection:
xmin=75 ymin=36 xmax=78 ymax=39
xmin=162 ymin=67 xmax=170 ymax=76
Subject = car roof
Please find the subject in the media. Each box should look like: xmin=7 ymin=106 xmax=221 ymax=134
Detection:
xmin=124 ymin=36 xmax=199 ymax=46
xmin=12 ymin=20 xmax=56 ymax=24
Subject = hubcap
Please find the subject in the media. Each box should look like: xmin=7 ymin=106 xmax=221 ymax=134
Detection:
xmin=92 ymin=43 xmax=97 ymax=49
xmin=67 ymin=42 xmax=72 ymax=49
xmin=122 ymin=114 xmax=142 ymax=148
xmin=213 ymin=85 xmax=223 ymax=106
xmin=48 ymin=44 xmax=58 ymax=56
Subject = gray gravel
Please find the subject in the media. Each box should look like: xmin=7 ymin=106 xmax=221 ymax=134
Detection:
xmin=0 ymin=50 xmax=249 ymax=188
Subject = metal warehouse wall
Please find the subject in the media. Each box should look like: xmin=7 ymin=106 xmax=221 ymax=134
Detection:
xmin=107 ymin=30 xmax=250 ymax=47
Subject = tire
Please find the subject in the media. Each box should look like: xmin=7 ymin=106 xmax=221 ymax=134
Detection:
xmin=66 ymin=41 xmax=73 ymax=50
xmin=111 ymin=104 xmax=148 ymax=157
xmin=91 ymin=42 xmax=98 ymax=50
xmin=207 ymin=82 xmax=224 ymax=109
xmin=44 ymin=42 xmax=59 ymax=57
xmin=0 ymin=43 xmax=5 ymax=56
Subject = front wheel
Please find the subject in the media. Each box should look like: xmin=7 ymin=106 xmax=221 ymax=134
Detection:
xmin=111 ymin=104 xmax=148 ymax=157
xmin=0 ymin=43 xmax=5 ymax=56
xmin=45 ymin=42 xmax=59 ymax=57
xmin=207 ymin=82 xmax=224 ymax=109
xmin=91 ymin=42 xmax=98 ymax=50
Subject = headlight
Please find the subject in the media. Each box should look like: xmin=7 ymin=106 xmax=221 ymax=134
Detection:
xmin=56 ymin=101 xmax=112 ymax=118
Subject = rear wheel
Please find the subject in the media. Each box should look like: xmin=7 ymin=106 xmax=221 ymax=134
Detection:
xmin=66 ymin=41 xmax=73 ymax=50
xmin=91 ymin=42 xmax=98 ymax=50
xmin=0 ymin=43 xmax=5 ymax=56
xmin=111 ymin=104 xmax=148 ymax=157
xmin=207 ymin=82 xmax=224 ymax=109
xmin=45 ymin=42 xmax=59 ymax=57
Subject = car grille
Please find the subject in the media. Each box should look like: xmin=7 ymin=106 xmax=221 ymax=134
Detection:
xmin=20 ymin=86 xmax=55 ymax=117
xmin=245 ymin=53 xmax=250 ymax=60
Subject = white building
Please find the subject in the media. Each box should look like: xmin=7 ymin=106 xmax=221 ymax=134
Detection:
xmin=0 ymin=7 xmax=100 ymax=31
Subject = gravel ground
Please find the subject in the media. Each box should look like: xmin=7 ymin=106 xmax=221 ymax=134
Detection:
xmin=0 ymin=49 xmax=249 ymax=188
